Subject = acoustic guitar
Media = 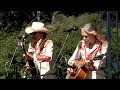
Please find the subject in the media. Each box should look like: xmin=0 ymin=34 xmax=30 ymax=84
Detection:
xmin=66 ymin=54 xmax=104 ymax=79
xmin=21 ymin=34 xmax=39 ymax=79
xmin=66 ymin=59 xmax=89 ymax=79
xmin=72 ymin=59 xmax=92 ymax=79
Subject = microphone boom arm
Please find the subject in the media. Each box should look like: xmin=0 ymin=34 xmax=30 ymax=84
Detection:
xmin=63 ymin=27 xmax=78 ymax=32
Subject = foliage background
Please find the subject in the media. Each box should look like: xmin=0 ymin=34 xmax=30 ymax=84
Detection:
xmin=0 ymin=11 xmax=120 ymax=79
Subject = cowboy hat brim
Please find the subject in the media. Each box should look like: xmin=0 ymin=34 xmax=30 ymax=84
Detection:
xmin=25 ymin=26 xmax=50 ymax=34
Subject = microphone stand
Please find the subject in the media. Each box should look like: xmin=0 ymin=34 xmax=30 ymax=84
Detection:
xmin=52 ymin=31 xmax=71 ymax=79
xmin=6 ymin=40 xmax=20 ymax=79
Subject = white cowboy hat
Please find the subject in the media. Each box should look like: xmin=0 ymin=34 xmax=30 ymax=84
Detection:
xmin=81 ymin=23 xmax=97 ymax=35
xmin=25 ymin=22 xmax=50 ymax=34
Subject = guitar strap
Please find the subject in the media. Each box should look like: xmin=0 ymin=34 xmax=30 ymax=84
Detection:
xmin=34 ymin=38 xmax=47 ymax=54
xmin=33 ymin=38 xmax=47 ymax=79
xmin=38 ymin=38 xmax=47 ymax=51
xmin=86 ymin=45 xmax=101 ymax=61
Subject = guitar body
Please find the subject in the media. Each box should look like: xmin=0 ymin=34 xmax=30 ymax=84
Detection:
xmin=21 ymin=37 xmax=40 ymax=79
xmin=27 ymin=60 xmax=39 ymax=78
xmin=66 ymin=52 xmax=104 ymax=79
xmin=66 ymin=59 xmax=89 ymax=79
xmin=70 ymin=54 xmax=104 ymax=79
xmin=21 ymin=37 xmax=47 ymax=79
xmin=72 ymin=64 xmax=89 ymax=79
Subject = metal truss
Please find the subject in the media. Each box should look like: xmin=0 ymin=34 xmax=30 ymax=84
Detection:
xmin=100 ymin=11 xmax=119 ymax=79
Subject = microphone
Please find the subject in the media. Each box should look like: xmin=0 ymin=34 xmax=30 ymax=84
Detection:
xmin=63 ymin=26 xmax=78 ymax=32
xmin=17 ymin=34 xmax=29 ymax=46
xmin=22 ymin=34 xmax=28 ymax=39
xmin=17 ymin=34 xmax=29 ymax=40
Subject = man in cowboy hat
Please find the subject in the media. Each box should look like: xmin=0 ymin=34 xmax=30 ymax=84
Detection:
xmin=66 ymin=23 xmax=109 ymax=79
xmin=23 ymin=21 xmax=56 ymax=79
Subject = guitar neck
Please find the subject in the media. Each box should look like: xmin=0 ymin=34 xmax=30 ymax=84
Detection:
xmin=22 ymin=44 xmax=27 ymax=55
xmin=21 ymin=37 xmax=28 ymax=56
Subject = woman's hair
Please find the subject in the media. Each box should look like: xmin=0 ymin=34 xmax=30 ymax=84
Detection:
xmin=81 ymin=23 xmax=106 ymax=43
xmin=81 ymin=23 xmax=100 ymax=35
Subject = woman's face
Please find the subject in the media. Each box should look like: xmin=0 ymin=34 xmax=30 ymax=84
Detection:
xmin=81 ymin=30 xmax=96 ymax=44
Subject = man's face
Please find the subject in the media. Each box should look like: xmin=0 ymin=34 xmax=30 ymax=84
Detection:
xmin=32 ymin=32 xmax=43 ymax=40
